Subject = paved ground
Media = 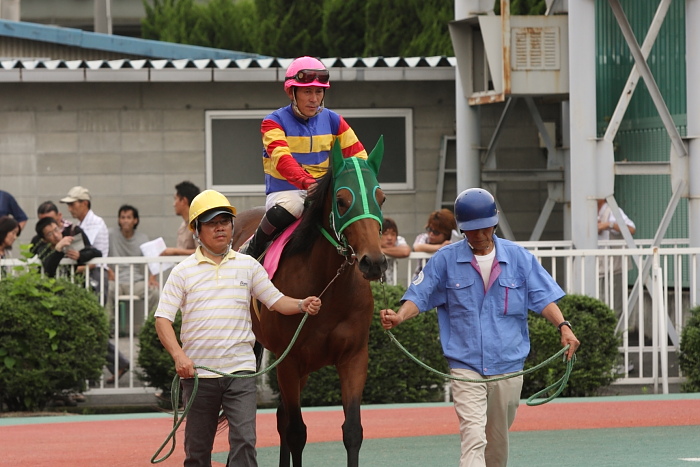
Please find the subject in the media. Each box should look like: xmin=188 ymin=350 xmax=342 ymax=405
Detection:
xmin=1 ymin=394 xmax=699 ymax=466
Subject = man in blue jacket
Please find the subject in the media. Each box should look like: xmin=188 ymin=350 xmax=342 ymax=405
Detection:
xmin=381 ymin=188 xmax=580 ymax=467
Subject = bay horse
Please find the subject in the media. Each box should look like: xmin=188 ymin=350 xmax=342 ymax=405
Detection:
xmin=232 ymin=138 xmax=387 ymax=467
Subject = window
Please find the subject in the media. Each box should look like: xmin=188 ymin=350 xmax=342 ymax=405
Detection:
xmin=205 ymin=108 xmax=413 ymax=194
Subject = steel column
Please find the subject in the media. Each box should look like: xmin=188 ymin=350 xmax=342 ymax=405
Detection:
xmin=568 ymin=0 xmax=598 ymax=295
xmin=688 ymin=0 xmax=700 ymax=306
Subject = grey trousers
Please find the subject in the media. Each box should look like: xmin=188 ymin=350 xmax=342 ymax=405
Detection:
xmin=181 ymin=374 xmax=257 ymax=467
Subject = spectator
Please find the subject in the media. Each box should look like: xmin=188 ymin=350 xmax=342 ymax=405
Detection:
xmin=380 ymin=217 xmax=410 ymax=285
xmin=106 ymin=204 xmax=160 ymax=322
xmin=0 ymin=190 xmax=28 ymax=234
xmin=60 ymin=186 xmax=109 ymax=258
xmin=155 ymin=189 xmax=321 ymax=466
xmin=36 ymin=216 xmax=129 ymax=385
xmin=161 ymin=180 xmax=201 ymax=256
xmin=597 ymin=198 xmax=637 ymax=322
xmin=29 ymin=201 xmax=75 ymax=257
xmin=381 ymin=188 xmax=579 ymax=467
xmin=34 ymin=217 xmax=100 ymax=278
xmin=60 ymin=186 xmax=109 ymax=299
xmin=413 ymin=209 xmax=460 ymax=278
xmin=413 ymin=209 xmax=459 ymax=254
xmin=0 ymin=215 xmax=20 ymax=259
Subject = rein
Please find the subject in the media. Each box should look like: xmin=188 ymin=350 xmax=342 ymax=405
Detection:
xmin=378 ymin=282 xmax=576 ymax=407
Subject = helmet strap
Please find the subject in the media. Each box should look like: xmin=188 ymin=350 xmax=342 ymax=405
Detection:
xmin=193 ymin=219 xmax=232 ymax=258
xmin=197 ymin=236 xmax=232 ymax=258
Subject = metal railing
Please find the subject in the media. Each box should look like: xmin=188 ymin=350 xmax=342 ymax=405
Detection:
xmin=1 ymin=239 xmax=696 ymax=395
xmin=392 ymin=239 xmax=695 ymax=394
xmin=0 ymin=256 xmax=186 ymax=396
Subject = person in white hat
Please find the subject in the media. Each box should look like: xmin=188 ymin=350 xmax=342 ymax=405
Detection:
xmin=60 ymin=186 xmax=109 ymax=260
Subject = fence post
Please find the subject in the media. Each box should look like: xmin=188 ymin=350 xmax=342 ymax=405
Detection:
xmin=652 ymin=247 xmax=669 ymax=394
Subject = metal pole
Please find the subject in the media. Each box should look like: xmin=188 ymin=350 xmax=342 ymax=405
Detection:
xmin=568 ymin=0 xmax=598 ymax=294
xmin=688 ymin=0 xmax=700 ymax=306
xmin=454 ymin=1 xmax=482 ymax=192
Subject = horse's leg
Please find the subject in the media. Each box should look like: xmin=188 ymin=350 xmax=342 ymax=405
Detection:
xmin=276 ymin=403 xmax=291 ymax=467
xmin=276 ymin=365 xmax=308 ymax=467
xmin=337 ymin=350 xmax=369 ymax=467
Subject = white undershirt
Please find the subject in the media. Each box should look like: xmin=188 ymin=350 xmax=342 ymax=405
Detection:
xmin=475 ymin=246 xmax=496 ymax=289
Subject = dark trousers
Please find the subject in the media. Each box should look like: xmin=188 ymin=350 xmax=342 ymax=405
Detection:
xmin=106 ymin=341 xmax=130 ymax=374
xmin=181 ymin=374 xmax=257 ymax=467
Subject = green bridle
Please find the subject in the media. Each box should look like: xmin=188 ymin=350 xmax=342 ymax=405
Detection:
xmin=324 ymin=137 xmax=384 ymax=253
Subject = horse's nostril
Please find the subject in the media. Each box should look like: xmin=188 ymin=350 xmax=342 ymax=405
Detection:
xmin=359 ymin=255 xmax=388 ymax=279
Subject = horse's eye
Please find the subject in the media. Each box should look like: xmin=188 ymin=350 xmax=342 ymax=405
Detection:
xmin=376 ymin=190 xmax=386 ymax=207
xmin=336 ymin=189 xmax=352 ymax=214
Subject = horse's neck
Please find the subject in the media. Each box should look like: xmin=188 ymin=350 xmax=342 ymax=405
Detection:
xmin=306 ymin=226 xmax=351 ymax=278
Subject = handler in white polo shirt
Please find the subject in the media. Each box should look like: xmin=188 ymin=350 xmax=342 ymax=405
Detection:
xmin=154 ymin=189 xmax=321 ymax=467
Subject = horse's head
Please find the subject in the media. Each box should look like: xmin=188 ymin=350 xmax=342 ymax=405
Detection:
xmin=329 ymin=137 xmax=388 ymax=280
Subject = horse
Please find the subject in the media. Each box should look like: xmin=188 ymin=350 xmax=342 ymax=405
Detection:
xmin=232 ymin=139 xmax=387 ymax=467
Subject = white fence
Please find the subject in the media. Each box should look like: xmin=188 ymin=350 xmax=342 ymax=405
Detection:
xmin=1 ymin=239 xmax=696 ymax=396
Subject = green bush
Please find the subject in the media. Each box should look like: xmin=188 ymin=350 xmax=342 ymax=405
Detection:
xmin=269 ymin=282 xmax=448 ymax=406
xmin=0 ymin=261 xmax=108 ymax=411
xmin=679 ymin=306 xmax=700 ymax=392
xmin=523 ymin=294 xmax=621 ymax=398
xmin=137 ymin=312 xmax=182 ymax=393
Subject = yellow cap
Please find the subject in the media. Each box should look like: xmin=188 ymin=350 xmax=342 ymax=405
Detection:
xmin=188 ymin=190 xmax=237 ymax=231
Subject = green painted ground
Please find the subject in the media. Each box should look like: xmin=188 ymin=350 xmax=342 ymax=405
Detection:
xmin=214 ymin=425 xmax=700 ymax=466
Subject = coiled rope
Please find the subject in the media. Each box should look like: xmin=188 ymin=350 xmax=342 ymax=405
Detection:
xmin=151 ymin=255 xmax=354 ymax=463
xmin=379 ymin=282 xmax=575 ymax=407
xmin=150 ymin=312 xmax=309 ymax=464
xmin=384 ymin=329 xmax=575 ymax=406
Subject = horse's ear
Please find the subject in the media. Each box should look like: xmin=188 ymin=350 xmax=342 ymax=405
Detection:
xmin=366 ymin=135 xmax=384 ymax=176
xmin=331 ymin=139 xmax=344 ymax=175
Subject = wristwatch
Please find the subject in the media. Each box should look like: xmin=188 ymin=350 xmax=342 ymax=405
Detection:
xmin=557 ymin=321 xmax=572 ymax=333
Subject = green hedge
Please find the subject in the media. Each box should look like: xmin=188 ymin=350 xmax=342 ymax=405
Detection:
xmin=679 ymin=306 xmax=700 ymax=392
xmin=137 ymin=312 xmax=182 ymax=393
xmin=137 ymin=288 xmax=622 ymax=405
xmin=0 ymin=261 xmax=108 ymax=411
xmin=139 ymin=283 xmax=447 ymax=406
xmin=524 ymin=294 xmax=620 ymax=398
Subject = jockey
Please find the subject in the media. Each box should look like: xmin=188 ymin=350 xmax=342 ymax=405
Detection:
xmin=245 ymin=56 xmax=368 ymax=260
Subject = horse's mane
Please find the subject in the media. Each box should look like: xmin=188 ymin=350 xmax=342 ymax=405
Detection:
xmin=283 ymin=170 xmax=334 ymax=257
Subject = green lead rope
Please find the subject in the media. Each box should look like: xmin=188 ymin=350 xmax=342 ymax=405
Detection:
xmin=384 ymin=329 xmax=575 ymax=407
xmin=150 ymin=312 xmax=310 ymax=464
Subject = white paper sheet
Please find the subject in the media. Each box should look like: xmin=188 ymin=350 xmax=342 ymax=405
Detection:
xmin=139 ymin=237 xmax=173 ymax=276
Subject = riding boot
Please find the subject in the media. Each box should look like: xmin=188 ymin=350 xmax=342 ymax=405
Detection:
xmin=246 ymin=204 xmax=297 ymax=260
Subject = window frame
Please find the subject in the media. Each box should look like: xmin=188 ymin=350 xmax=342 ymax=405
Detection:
xmin=205 ymin=108 xmax=414 ymax=194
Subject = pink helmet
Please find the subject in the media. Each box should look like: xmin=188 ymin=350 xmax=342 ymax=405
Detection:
xmin=284 ymin=56 xmax=330 ymax=92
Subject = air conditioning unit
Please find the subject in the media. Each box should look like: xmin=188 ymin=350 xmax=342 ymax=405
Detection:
xmin=449 ymin=15 xmax=569 ymax=105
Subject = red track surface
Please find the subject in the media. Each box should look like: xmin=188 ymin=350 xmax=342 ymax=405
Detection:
xmin=1 ymin=398 xmax=699 ymax=466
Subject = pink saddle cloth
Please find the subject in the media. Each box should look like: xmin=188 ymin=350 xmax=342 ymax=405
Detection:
xmin=262 ymin=218 xmax=302 ymax=279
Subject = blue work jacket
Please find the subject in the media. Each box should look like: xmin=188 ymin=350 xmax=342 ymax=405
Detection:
xmin=403 ymin=235 xmax=565 ymax=376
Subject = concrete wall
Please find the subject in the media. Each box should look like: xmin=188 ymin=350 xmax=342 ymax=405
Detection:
xmin=0 ymin=79 xmax=562 ymax=252
xmin=0 ymin=80 xmax=452 ymax=249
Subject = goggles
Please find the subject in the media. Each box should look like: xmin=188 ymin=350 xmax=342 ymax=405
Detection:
xmin=285 ymin=69 xmax=330 ymax=85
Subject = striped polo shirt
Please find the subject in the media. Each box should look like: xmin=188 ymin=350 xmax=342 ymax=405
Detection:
xmin=155 ymin=248 xmax=284 ymax=377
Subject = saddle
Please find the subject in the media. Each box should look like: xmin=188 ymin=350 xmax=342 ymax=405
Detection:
xmin=241 ymin=218 xmax=302 ymax=280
